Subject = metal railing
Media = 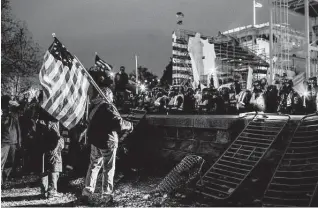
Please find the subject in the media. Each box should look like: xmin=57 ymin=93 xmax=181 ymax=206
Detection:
xmin=196 ymin=112 xmax=291 ymax=200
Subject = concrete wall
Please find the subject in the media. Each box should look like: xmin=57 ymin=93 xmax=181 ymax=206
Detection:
xmin=129 ymin=115 xmax=301 ymax=172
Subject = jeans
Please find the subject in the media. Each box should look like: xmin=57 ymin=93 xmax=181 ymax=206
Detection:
xmin=1 ymin=144 xmax=16 ymax=182
xmin=41 ymin=172 xmax=59 ymax=194
xmin=83 ymin=144 xmax=117 ymax=195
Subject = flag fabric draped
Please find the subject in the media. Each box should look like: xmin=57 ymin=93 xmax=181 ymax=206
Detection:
xmin=255 ymin=2 xmax=263 ymax=8
xmin=95 ymin=54 xmax=113 ymax=72
xmin=39 ymin=37 xmax=90 ymax=130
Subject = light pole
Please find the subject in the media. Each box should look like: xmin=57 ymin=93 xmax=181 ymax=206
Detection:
xmin=135 ymin=55 xmax=138 ymax=94
xmin=269 ymin=0 xmax=274 ymax=85
xmin=305 ymin=0 xmax=311 ymax=78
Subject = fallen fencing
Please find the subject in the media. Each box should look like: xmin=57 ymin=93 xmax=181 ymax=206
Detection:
xmin=151 ymin=155 xmax=204 ymax=195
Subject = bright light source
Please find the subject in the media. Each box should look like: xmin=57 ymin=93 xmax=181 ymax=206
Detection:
xmin=145 ymin=80 xmax=148 ymax=83
xmin=109 ymin=72 xmax=114 ymax=77
xmin=140 ymin=84 xmax=146 ymax=91
xmin=304 ymin=91 xmax=309 ymax=97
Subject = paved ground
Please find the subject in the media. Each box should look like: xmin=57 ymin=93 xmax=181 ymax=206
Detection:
xmin=1 ymin=173 xmax=201 ymax=207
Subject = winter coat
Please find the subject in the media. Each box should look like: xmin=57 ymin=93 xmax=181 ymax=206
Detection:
xmin=36 ymin=108 xmax=64 ymax=173
xmin=1 ymin=111 xmax=21 ymax=147
xmin=87 ymin=91 xmax=133 ymax=149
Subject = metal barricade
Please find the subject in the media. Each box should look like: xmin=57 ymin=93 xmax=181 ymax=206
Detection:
xmin=262 ymin=112 xmax=318 ymax=207
xmin=196 ymin=112 xmax=291 ymax=200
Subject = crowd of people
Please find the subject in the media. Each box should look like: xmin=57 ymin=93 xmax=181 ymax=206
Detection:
xmin=115 ymin=76 xmax=318 ymax=116
xmin=1 ymin=67 xmax=134 ymax=204
xmin=1 ymin=66 xmax=318 ymax=204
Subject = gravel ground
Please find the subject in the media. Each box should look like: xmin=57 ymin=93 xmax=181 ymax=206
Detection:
xmin=1 ymin=165 xmax=273 ymax=207
xmin=1 ymin=173 xmax=201 ymax=207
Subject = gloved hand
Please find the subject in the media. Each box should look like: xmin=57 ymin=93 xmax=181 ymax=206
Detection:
xmin=129 ymin=123 xmax=134 ymax=133
xmin=107 ymin=140 xmax=118 ymax=149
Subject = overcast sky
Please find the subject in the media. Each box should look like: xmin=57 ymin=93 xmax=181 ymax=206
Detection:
xmin=10 ymin=0 xmax=305 ymax=76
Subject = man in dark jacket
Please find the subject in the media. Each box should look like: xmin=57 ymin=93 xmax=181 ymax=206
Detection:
xmin=115 ymin=66 xmax=129 ymax=108
xmin=115 ymin=66 xmax=129 ymax=92
xmin=36 ymin=92 xmax=64 ymax=199
xmin=1 ymin=96 xmax=21 ymax=183
xmin=82 ymin=68 xmax=133 ymax=203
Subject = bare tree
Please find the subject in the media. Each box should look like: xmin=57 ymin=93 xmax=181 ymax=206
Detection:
xmin=1 ymin=0 xmax=43 ymax=98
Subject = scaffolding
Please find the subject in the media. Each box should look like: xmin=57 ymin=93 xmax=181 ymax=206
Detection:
xmin=213 ymin=34 xmax=269 ymax=83
xmin=172 ymin=29 xmax=270 ymax=86
xmin=272 ymin=0 xmax=291 ymax=77
xmin=290 ymin=0 xmax=318 ymax=78
xmin=271 ymin=0 xmax=318 ymax=79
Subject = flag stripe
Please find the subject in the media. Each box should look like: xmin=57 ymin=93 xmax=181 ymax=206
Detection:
xmin=48 ymin=65 xmax=75 ymax=116
xmin=39 ymin=37 xmax=90 ymax=129
xmin=62 ymin=77 xmax=89 ymax=127
xmin=48 ymin=61 xmax=62 ymax=81
xmin=60 ymin=65 xmax=89 ymax=124
xmin=64 ymin=83 xmax=89 ymax=127
xmin=42 ymin=62 xmax=69 ymax=108
xmin=54 ymin=67 xmax=81 ymax=120
xmin=55 ymin=63 xmax=86 ymax=120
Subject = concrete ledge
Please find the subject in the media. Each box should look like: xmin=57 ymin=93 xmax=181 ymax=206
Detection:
xmin=144 ymin=115 xmax=240 ymax=129
xmin=130 ymin=114 xmax=308 ymax=168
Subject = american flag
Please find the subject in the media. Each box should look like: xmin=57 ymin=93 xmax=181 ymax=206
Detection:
xmin=95 ymin=54 xmax=112 ymax=72
xmin=39 ymin=37 xmax=90 ymax=130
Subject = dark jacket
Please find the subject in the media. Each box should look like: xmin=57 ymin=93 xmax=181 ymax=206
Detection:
xmin=1 ymin=111 xmax=21 ymax=147
xmin=115 ymin=72 xmax=129 ymax=91
xmin=36 ymin=108 xmax=64 ymax=173
xmin=87 ymin=96 xmax=133 ymax=149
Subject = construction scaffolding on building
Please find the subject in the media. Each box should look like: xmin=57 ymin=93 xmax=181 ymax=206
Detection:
xmin=213 ymin=32 xmax=269 ymax=84
xmin=288 ymin=0 xmax=318 ymax=78
xmin=268 ymin=0 xmax=318 ymax=81
xmin=272 ymin=0 xmax=291 ymax=77
xmin=172 ymin=29 xmax=269 ymax=87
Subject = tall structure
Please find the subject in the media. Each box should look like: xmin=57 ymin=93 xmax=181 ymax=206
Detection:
xmin=172 ymin=29 xmax=269 ymax=86
xmin=272 ymin=0 xmax=290 ymax=78
xmin=223 ymin=23 xmax=305 ymax=78
xmin=287 ymin=0 xmax=318 ymax=78
xmin=223 ymin=1 xmax=318 ymax=83
xmin=172 ymin=30 xmax=193 ymax=86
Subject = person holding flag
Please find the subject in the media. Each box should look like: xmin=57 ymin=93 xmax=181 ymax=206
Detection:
xmin=82 ymin=62 xmax=133 ymax=204
xmin=39 ymin=35 xmax=133 ymax=203
xmin=38 ymin=35 xmax=91 ymax=199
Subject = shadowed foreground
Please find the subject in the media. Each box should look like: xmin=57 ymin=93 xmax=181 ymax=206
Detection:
xmin=1 ymin=173 xmax=203 ymax=207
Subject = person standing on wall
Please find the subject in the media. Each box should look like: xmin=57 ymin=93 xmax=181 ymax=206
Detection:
xmin=115 ymin=66 xmax=129 ymax=108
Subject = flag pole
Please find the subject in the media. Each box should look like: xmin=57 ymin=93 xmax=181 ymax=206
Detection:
xmin=50 ymin=34 xmax=112 ymax=104
xmin=269 ymin=0 xmax=274 ymax=85
xmin=135 ymin=55 xmax=138 ymax=94
xmin=74 ymin=54 xmax=112 ymax=103
xmin=253 ymin=0 xmax=256 ymax=26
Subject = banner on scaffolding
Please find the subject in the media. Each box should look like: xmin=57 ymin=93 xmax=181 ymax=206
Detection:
xmin=172 ymin=32 xmax=192 ymax=86
xmin=188 ymin=33 xmax=217 ymax=88
xmin=172 ymin=31 xmax=217 ymax=88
